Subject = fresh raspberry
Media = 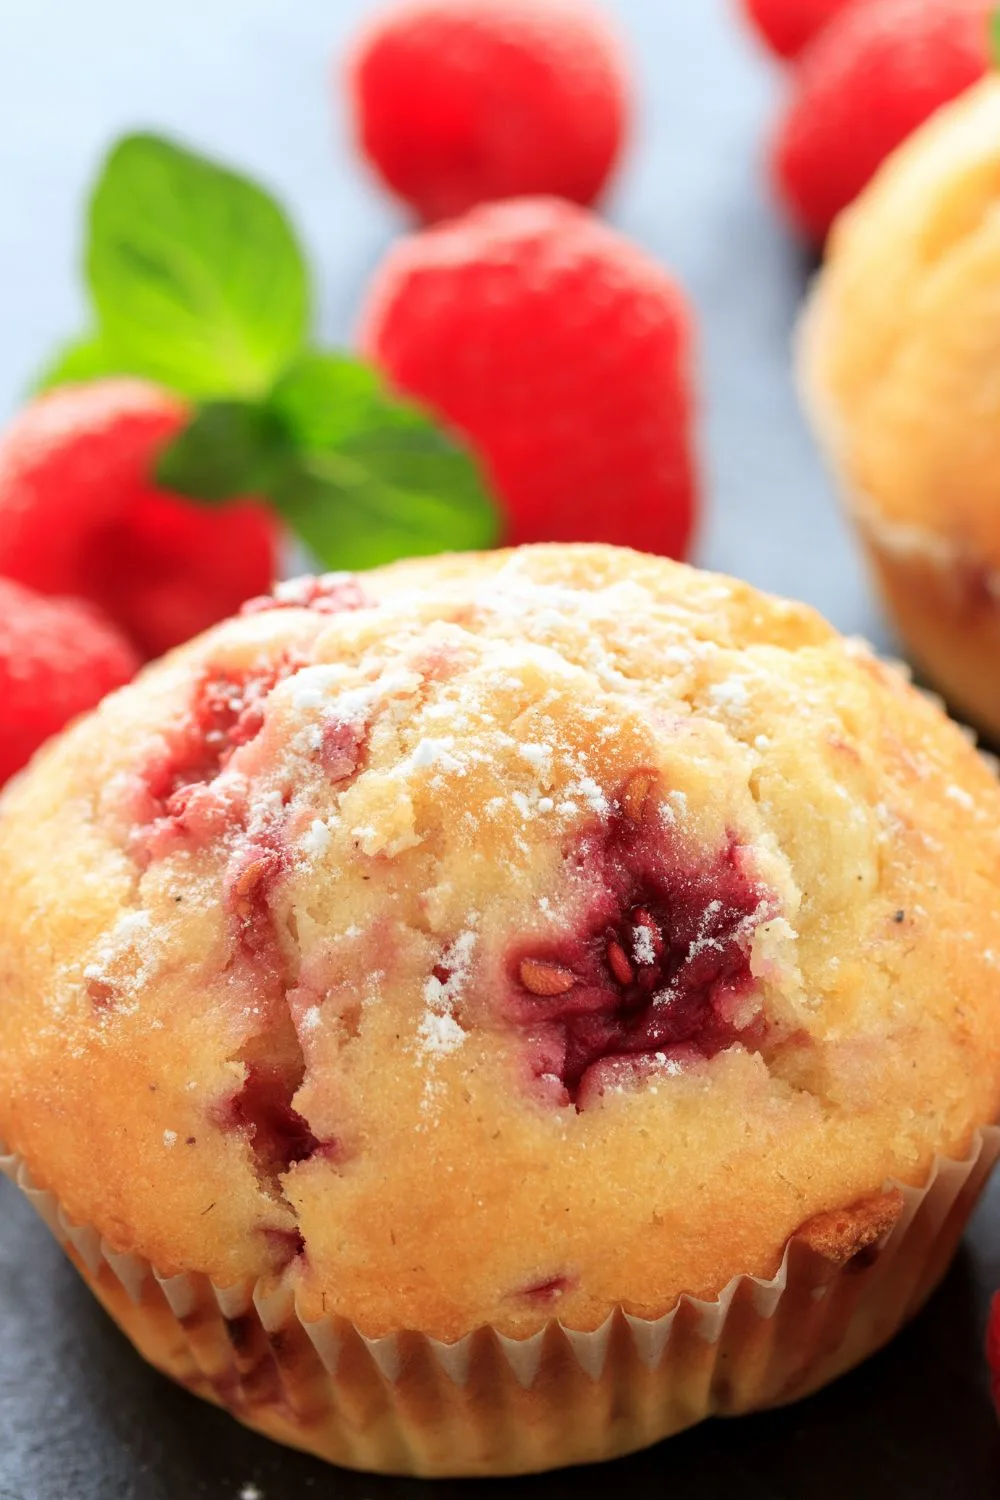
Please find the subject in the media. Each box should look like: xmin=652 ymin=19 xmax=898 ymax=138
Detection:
xmin=347 ymin=0 xmax=629 ymax=222
xmin=741 ymin=0 xmax=858 ymax=60
xmin=0 ymin=577 xmax=138 ymax=785
xmin=989 ymin=1293 xmax=1000 ymax=1417
xmin=358 ymin=197 xmax=698 ymax=558
xmin=0 ymin=379 xmax=280 ymax=660
xmin=773 ymin=0 xmax=990 ymax=243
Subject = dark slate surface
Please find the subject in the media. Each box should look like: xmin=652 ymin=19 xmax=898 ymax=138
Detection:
xmin=1 ymin=1 xmax=998 ymax=1496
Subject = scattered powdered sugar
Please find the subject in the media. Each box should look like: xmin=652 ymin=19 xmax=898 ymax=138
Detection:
xmin=163 ymin=1130 xmax=178 ymax=1148
xmin=326 ymin=669 xmax=418 ymax=728
xmin=397 ymin=736 xmax=466 ymax=777
xmin=417 ymin=1011 xmax=466 ymax=1056
xmin=566 ymin=776 xmax=609 ymax=817
xmin=290 ymin=664 xmax=344 ymax=711
xmin=417 ymin=927 xmax=478 ymax=1059
xmin=518 ymin=742 xmax=554 ymax=779
xmin=300 ymin=1005 xmax=322 ymax=1033
xmin=246 ymin=788 xmax=285 ymax=840
xmin=300 ymin=818 xmax=333 ymax=859
xmin=945 ymin=784 xmax=975 ymax=810
xmin=707 ymin=677 xmax=750 ymax=719
xmin=423 ymin=929 xmax=477 ymax=1009
xmin=686 ymin=899 xmax=725 ymax=959
xmin=83 ymin=910 xmax=164 ymax=1008
xmin=632 ymin=924 xmax=656 ymax=966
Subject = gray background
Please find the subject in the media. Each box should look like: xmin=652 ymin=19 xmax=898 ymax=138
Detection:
xmin=3 ymin=2 xmax=998 ymax=1498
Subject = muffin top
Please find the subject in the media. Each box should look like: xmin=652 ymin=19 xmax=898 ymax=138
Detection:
xmin=2 ymin=543 xmax=1000 ymax=1340
xmin=802 ymin=77 xmax=1000 ymax=567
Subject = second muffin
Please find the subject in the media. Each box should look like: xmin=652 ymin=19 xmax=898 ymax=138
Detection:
xmin=801 ymin=76 xmax=1000 ymax=740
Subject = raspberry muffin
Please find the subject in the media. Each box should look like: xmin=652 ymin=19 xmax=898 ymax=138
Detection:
xmin=1 ymin=545 xmax=1000 ymax=1477
xmin=801 ymin=77 xmax=1000 ymax=740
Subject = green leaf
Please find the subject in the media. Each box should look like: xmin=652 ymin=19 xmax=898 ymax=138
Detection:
xmin=271 ymin=447 xmax=499 ymax=572
xmin=32 ymin=333 xmax=130 ymax=393
xmin=269 ymin=352 xmax=395 ymax=450
xmin=992 ymin=8 xmax=1000 ymax=67
xmin=156 ymin=400 xmax=294 ymax=500
xmin=265 ymin=351 xmax=500 ymax=568
xmin=87 ymin=133 xmax=310 ymax=400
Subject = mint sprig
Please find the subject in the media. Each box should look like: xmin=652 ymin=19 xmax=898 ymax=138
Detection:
xmin=38 ymin=133 xmax=499 ymax=568
xmin=993 ymin=8 xmax=1000 ymax=67
xmin=158 ymin=354 xmax=498 ymax=567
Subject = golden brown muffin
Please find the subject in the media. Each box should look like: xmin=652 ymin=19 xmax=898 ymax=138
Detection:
xmin=2 ymin=544 xmax=1000 ymax=1475
xmin=801 ymin=77 xmax=1000 ymax=741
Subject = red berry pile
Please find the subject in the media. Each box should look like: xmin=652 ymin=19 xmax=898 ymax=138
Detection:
xmin=0 ymin=379 xmax=278 ymax=661
xmin=0 ymin=379 xmax=278 ymax=784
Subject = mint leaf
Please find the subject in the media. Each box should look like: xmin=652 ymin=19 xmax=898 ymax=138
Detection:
xmin=156 ymin=400 xmax=294 ymax=500
xmin=272 ymin=445 xmax=498 ymax=571
xmin=33 ymin=333 xmax=130 ymax=393
xmin=266 ymin=352 xmax=500 ymax=567
xmin=269 ymin=352 xmax=397 ymax=450
xmin=87 ymin=134 xmax=309 ymax=400
xmin=992 ymin=8 xmax=1000 ymax=67
xmin=158 ymin=353 xmax=499 ymax=568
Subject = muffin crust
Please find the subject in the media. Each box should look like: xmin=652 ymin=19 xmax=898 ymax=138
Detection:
xmin=2 ymin=544 xmax=1000 ymax=1344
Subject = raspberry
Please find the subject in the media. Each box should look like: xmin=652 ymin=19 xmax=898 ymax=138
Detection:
xmin=224 ymin=1063 xmax=319 ymax=1175
xmin=989 ymin=1292 xmax=1000 ymax=1417
xmin=773 ymin=0 xmax=990 ymax=242
xmin=0 ymin=379 xmax=280 ymax=660
xmin=359 ymin=197 xmax=698 ymax=559
xmin=347 ymin=0 xmax=628 ymax=222
xmin=0 ymin=577 xmax=138 ymax=785
xmin=741 ymin=0 xmax=857 ymax=60
xmin=506 ymin=773 xmax=773 ymax=1108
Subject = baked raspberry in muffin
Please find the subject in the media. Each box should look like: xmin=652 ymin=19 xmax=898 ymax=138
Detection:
xmin=1 ymin=545 xmax=999 ymax=1476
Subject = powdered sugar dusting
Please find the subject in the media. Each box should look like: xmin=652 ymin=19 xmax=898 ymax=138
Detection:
xmin=418 ymin=927 xmax=478 ymax=1059
xmin=566 ymin=775 xmax=609 ymax=817
xmin=300 ymin=818 xmax=333 ymax=859
xmin=82 ymin=910 xmax=164 ymax=1010
xmin=707 ymin=677 xmax=750 ymax=719
xmin=417 ymin=1011 xmax=466 ymax=1056
xmin=632 ymin=923 xmax=656 ymax=966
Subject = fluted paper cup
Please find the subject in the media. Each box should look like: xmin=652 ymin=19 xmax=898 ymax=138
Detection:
xmin=2 ymin=1123 xmax=997 ymax=1477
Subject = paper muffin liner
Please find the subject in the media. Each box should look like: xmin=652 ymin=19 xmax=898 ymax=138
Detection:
xmin=2 ymin=1124 xmax=998 ymax=1477
xmin=800 ymin=454 xmax=1000 ymax=741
